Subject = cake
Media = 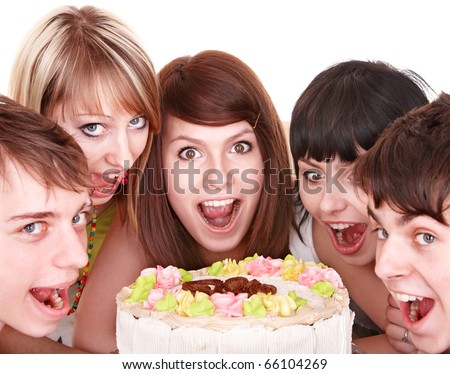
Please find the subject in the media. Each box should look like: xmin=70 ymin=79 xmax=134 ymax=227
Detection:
xmin=116 ymin=254 xmax=354 ymax=353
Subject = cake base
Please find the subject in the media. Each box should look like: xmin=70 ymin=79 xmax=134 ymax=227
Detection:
xmin=116 ymin=287 xmax=354 ymax=354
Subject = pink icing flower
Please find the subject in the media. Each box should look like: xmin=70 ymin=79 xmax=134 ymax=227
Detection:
xmin=297 ymin=266 xmax=343 ymax=288
xmin=140 ymin=267 xmax=157 ymax=277
xmin=246 ymin=256 xmax=283 ymax=276
xmin=322 ymin=268 xmax=344 ymax=288
xmin=210 ymin=292 xmax=247 ymax=317
xmin=154 ymin=265 xmax=181 ymax=289
xmin=144 ymin=288 xmax=165 ymax=310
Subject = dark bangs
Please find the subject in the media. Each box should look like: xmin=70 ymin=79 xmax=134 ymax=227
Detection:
xmin=290 ymin=60 xmax=430 ymax=175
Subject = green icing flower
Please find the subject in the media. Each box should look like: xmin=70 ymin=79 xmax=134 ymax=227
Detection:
xmin=155 ymin=293 xmax=178 ymax=312
xmin=207 ymin=261 xmax=224 ymax=276
xmin=179 ymin=268 xmax=192 ymax=282
xmin=243 ymin=299 xmax=267 ymax=318
xmin=189 ymin=298 xmax=215 ymax=316
xmin=288 ymin=291 xmax=307 ymax=308
xmin=126 ymin=273 xmax=156 ymax=302
xmin=311 ymin=281 xmax=335 ymax=298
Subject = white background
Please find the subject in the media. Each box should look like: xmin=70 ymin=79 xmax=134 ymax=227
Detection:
xmin=1 ymin=0 xmax=449 ymax=121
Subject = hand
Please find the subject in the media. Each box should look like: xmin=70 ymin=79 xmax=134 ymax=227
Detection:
xmin=385 ymin=294 xmax=417 ymax=353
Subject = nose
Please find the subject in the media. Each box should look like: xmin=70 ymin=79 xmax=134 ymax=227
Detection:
xmin=202 ymin=155 xmax=234 ymax=194
xmin=106 ymin=132 xmax=134 ymax=170
xmin=318 ymin=185 xmax=347 ymax=215
xmin=53 ymin=227 xmax=88 ymax=270
xmin=375 ymin=235 xmax=408 ymax=281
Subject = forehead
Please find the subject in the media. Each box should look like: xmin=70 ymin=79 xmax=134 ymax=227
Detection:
xmin=50 ymin=78 xmax=140 ymax=120
xmin=163 ymin=116 xmax=254 ymax=141
xmin=1 ymin=161 xmax=52 ymax=208
xmin=0 ymin=161 xmax=89 ymax=219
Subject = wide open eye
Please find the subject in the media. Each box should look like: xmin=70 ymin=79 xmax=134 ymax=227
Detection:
xmin=377 ymin=228 xmax=389 ymax=240
xmin=303 ymin=170 xmax=324 ymax=182
xmin=72 ymin=212 xmax=87 ymax=226
xmin=179 ymin=147 xmax=201 ymax=160
xmin=129 ymin=116 xmax=147 ymax=130
xmin=81 ymin=123 xmax=107 ymax=137
xmin=23 ymin=222 xmax=45 ymax=235
xmin=416 ymin=232 xmax=436 ymax=245
xmin=230 ymin=141 xmax=251 ymax=154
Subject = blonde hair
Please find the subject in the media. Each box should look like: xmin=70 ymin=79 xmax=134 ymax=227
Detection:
xmin=9 ymin=5 xmax=161 ymax=227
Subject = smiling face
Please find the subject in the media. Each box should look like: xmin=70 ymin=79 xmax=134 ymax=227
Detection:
xmin=0 ymin=162 xmax=90 ymax=337
xmin=163 ymin=116 xmax=264 ymax=262
xmin=297 ymin=157 xmax=377 ymax=266
xmin=51 ymin=86 xmax=149 ymax=206
xmin=371 ymin=202 xmax=450 ymax=353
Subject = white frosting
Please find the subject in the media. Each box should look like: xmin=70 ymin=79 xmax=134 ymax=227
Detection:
xmin=116 ymin=273 xmax=355 ymax=353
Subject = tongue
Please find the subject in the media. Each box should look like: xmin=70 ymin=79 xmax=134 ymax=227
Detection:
xmin=200 ymin=203 xmax=234 ymax=228
xmin=341 ymin=223 xmax=366 ymax=245
xmin=418 ymin=297 xmax=434 ymax=319
xmin=30 ymin=288 xmax=53 ymax=303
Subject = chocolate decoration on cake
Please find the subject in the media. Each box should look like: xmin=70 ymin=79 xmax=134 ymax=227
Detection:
xmin=182 ymin=276 xmax=277 ymax=296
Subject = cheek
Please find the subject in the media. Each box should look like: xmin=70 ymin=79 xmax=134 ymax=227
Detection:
xmin=299 ymin=188 xmax=321 ymax=213
xmin=130 ymin=131 xmax=149 ymax=160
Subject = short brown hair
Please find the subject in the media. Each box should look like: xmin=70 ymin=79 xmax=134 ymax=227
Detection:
xmin=354 ymin=92 xmax=450 ymax=224
xmin=0 ymin=94 xmax=89 ymax=191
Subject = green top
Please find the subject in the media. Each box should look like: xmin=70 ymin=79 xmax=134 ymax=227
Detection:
xmin=79 ymin=201 xmax=117 ymax=279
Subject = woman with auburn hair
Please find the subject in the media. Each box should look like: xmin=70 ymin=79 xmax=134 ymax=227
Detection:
xmin=79 ymin=50 xmax=297 ymax=352
xmin=0 ymin=5 xmax=160 ymax=353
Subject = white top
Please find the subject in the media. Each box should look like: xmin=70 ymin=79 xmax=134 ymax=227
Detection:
xmin=289 ymin=213 xmax=319 ymax=263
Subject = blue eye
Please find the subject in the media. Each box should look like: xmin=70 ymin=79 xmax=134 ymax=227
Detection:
xmin=81 ymin=123 xmax=106 ymax=137
xmin=179 ymin=147 xmax=201 ymax=160
xmin=72 ymin=212 xmax=87 ymax=226
xmin=303 ymin=170 xmax=324 ymax=182
xmin=416 ymin=232 xmax=436 ymax=245
xmin=230 ymin=142 xmax=251 ymax=154
xmin=129 ymin=116 xmax=147 ymax=130
xmin=377 ymin=228 xmax=389 ymax=240
xmin=23 ymin=222 xmax=45 ymax=235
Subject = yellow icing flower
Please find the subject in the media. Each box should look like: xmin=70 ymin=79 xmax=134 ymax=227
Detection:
xmin=250 ymin=293 xmax=296 ymax=317
xmin=222 ymin=259 xmax=241 ymax=276
xmin=176 ymin=291 xmax=211 ymax=317
xmin=176 ymin=290 xmax=195 ymax=316
xmin=281 ymin=256 xmax=305 ymax=280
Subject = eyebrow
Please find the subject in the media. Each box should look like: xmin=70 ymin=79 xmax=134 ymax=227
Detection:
xmin=7 ymin=200 xmax=92 ymax=222
xmin=367 ymin=206 xmax=417 ymax=226
xmin=298 ymin=157 xmax=348 ymax=168
xmin=168 ymin=128 xmax=256 ymax=146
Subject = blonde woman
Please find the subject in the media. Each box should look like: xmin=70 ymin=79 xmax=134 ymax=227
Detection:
xmin=0 ymin=5 xmax=160 ymax=353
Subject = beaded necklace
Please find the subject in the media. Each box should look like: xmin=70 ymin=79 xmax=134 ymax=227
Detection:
xmin=68 ymin=206 xmax=98 ymax=315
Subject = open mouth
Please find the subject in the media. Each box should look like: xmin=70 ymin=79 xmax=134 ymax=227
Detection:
xmin=198 ymin=199 xmax=240 ymax=229
xmin=395 ymin=293 xmax=435 ymax=323
xmin=90 ymin=173 xmax=122 ymax=196
xmin=30 ymin=287 xmax=64 ymax=310
xmin=329 ymin=223 xmax=366 ymax=252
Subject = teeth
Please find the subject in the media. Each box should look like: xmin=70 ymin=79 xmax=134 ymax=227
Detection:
xmin=393 ymin=293 xmax=424 ymax=302
xmin=329 ymin=223 xmax=355 ymax=230
xmin=50 ymin=289 xmax=64 ymax=310
xmin=202 ymin=199 xmax=234 ymax=207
